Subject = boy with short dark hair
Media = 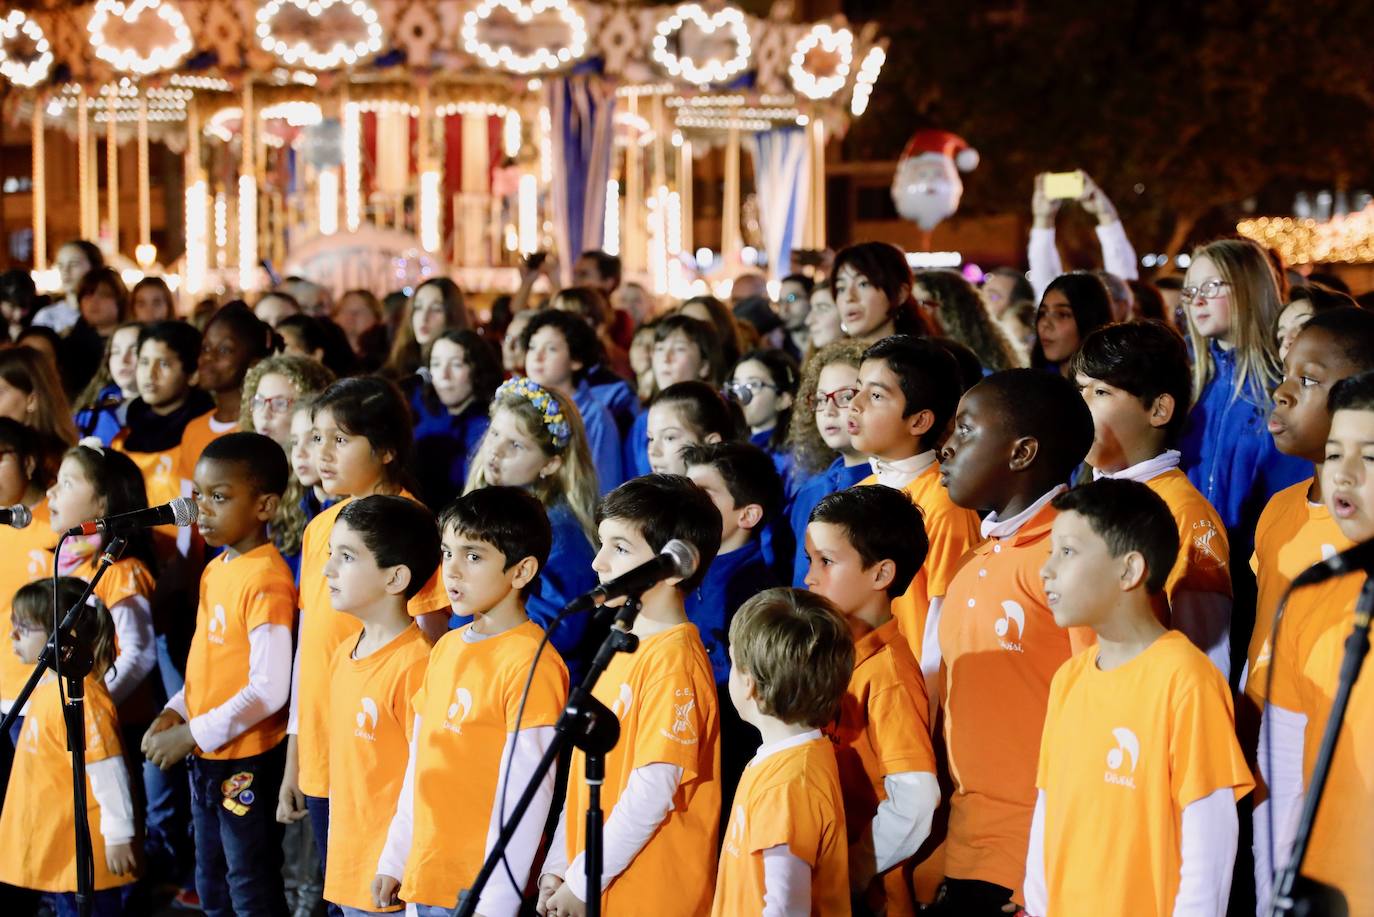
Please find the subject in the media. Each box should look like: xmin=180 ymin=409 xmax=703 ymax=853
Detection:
xmin=1027 ymin=478 xmax=1252 ymax=917
xmin=932 ymin=369 xmax=1097 ymax=916
xmin=849 ymin=335 xmax=981 ymax=678
xmin=374 ymin=487 xmax=566 ymax=917
xmin=712 ymin=587 xmax=853 ymax=916
xmin=141 ymin=431 xmax=295 ymax=915
xmin=322 ymin=495 xmax=437 ymax=915
xmin=539 ymin=474 xmax=722 ymax=917
xmin=1257 ymin=370 xmax=1374 ymax=914
xmin=1246 ymin=308 xmax=1374 ymax=698
xmin=805 ymin=485 xmax=940 ymax=915
xmin=1072 ymin=320 xmax=1234 ymax=674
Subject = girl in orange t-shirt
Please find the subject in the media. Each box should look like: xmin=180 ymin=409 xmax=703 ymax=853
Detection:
xmin=0 ymin=579 xmax=138 ymax=914
xmin=276 ymin=377 xmax=450 ymax=889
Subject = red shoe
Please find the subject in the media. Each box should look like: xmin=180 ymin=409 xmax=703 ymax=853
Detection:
xmin=171 ymin=888 xmax=203 ymax=911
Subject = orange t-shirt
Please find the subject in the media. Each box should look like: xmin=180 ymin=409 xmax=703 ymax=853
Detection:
xmin=1035 ymin=631 xmax=1252 ymax=916
xmin=0 ymin=498 xmax=59 ymax=704
xmin=937 ymin=501 xmax=1094 ymax=899
xmin=324 ymin=625 xmax=430 ymax=912
xmin=1268 ymin=571 xmax=1373 ymax=912
xmin=0 ymin=675 xmax=134 ymax=893
xmin=295 ymin=493 xmax=448 ymax=798
xmin=861 ymin=465 xmax=981 ymax=663
xmin=184 ymin=543 xmax=297 ymax=760
xmin=826 ymin=617 xmax=936 ymax=915
xmin=176 ymin=412 xmax=239 ymax=482
xmin=111 ymin=429 xmax=182 ymax=511
xmin=564 ymin=622 xmax=721 ymax=917
xmin=1246 ymin=478 xmax=1351 ymax=700
xmin=712 ymin=734 xmax=849 ymax=917
xmin=1143 ymin=469 xmax=1232 ymax=618
xmin=31 ymin=553 xmax=157 ymax=614
xmin=401 ymin=620 xmax=569 ymax=908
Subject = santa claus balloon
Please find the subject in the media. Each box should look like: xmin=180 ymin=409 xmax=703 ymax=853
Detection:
xmin=891 ymin=129 xmax=980 ymax=232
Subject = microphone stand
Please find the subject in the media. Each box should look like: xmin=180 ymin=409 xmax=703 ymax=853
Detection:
xmin=455 ymin=594 xmax=644 ymax=917
xmin=0 ymin=535 xmax=129 ymax=917
xmin=1268 ymin=578 xmax=1374 ymax=917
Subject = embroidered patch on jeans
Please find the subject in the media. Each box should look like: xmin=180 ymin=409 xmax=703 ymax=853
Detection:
xmin=221 ymin=771 xmax=254 ymax=815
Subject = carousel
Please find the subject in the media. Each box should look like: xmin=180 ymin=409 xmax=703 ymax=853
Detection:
xmin=0 ymin=0 xmax=889 ymax=302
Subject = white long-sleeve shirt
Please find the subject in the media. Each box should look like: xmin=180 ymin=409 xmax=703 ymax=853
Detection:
xmin=377 ymin=716 xmax=557 ymax=917
xmin=104 ymin=595 xmax=156 ymax=705
xmin=165 ymin=622 xmax=292 ymax=753
xmin=1024 ymin=786 xmax=1238 ymax=917
xmin=1028 ymin=220 xmax=1140 ymax=301
xmin=1254 ymin=705 xmax=1308 ymax=915
xmin=88 ymin=756 xmax=136 ymax=845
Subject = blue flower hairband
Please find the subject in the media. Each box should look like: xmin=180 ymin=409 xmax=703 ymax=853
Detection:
xmin=496 ymin=376 xmax=572 ymax=450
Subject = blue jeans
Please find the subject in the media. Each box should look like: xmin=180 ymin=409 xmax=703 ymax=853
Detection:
xmin=52 ymin=886 xmax=132 ymax=916
xmin=188 ymin=744 xmax=289 ymax=917
xmin=340 ymin=907 xmax=392 ymax=917
xmin=305 ymin=794 xmax=344 ymax=917
xmin=155 ymin=633 xmax=185 ymax=699
xmin=413 ymin=906 xmax=456 ymax=917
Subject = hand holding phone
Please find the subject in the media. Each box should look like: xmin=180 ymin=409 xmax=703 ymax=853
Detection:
xmin=1042 ymin=171 xmax=1085 ymax=200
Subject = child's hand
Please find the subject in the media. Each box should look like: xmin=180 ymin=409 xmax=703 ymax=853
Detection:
xmin=276 ymin=771 xmax=308 ymax=824
xmin=140 ymin=709 xmax=184 ymax=755
xmin=535 ymin=874 xmax=564 ymax=916
xmin=372 ymin=874 xmax=400 ymax=910
xmin=105 ymin=841 xmax=137 ymax=876
xmin=143 ymin=722 xmax=196 ymax=770
xmin=544 ymin=882 xmax=585 ymax=917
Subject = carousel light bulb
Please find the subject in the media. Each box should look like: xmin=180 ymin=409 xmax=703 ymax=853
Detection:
xmin=136 ymin=242 xmax=157 ymax=268
xmin=650 ymin=5 xmax=750 ymax=87
xmin=788 ymin=24 xmax=853 ymax=100
xmin=184 ymin=178 xmax=208 ymax=293
xmin=462 ymin=0 xmax=588 ymax=74
xmin=503 ymin=110 xmax=522 ymax=158
xmin=87 ymin=0 xmax=193 ymax=75
xmin=258 ymin=0 xmax=384 ymax=70
xmin=0 ymin=11 xmax=53 ymax=88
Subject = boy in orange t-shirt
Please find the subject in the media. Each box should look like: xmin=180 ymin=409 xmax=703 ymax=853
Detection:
xmin=849 ymin=336 xmax=980 ymax=678
xmin=373 ymin=488 xmax=567 ymax=916
xmin=321 ymin=496 xmax=436 ymax=914
xmin=1256 ymin=372 xmax=1374 ymax=914
xmin=142 ymin=433 xmax=296 ymax=914
xmin=933 ymin=369 xmax=1097 ymax=915
xmin=804 ymin=485 xmax=940 ymax=914
xmin=1246 ymin=309 xmax=1374 ymax=700
xmin=1027 ymin=479 xmax=1252 ymax=917
xmin=1072 ymin=321 xmax=1233 ymax=675
xmin=539 ymin=475 xmax=723 ymax=917
xmin=713 ymin=588 xmax=853 ymax=916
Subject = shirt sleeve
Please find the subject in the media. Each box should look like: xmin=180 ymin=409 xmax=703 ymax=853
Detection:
xmin=1095 ymin=220 xmax=1140 ymax=282
xmin=104 ymin=594 xmax=156 ymax=705
xmin=1171 ymin=590 xmax=1233 ymax=680
xmin=1170 ymin=675 xmax=1254 ymax=808
xmin=541 ymin=803 xmax=570 ymax=880
xmin=626 ymin=669 xmax=713 ymax=777
xmin=1023 ymin=789 xmax=1048 ymax=917
xmin=477 ymin=725 xmax=558 ymax=917
xmin=1253 ymin=705 xmax=1307 ymax=915
xmin=88 ymin=756 xmax=136 ymax=845
xmin=287 ymin=624 xmax=303 ymax=735
xmin=376 ymin=714 xmax=421 ymax=880
xmin=871 ymin=771 xmax=940 ymax=874
xmin=1027 ymin=227 xmax=1062 ymax=301
xmin=564 ymin=761 xmax=683 ymax=901
xmin=1173 ymin=787 xmax=1237 ymax=917
xmin=186 ymin=622 xmax=292 ymax=754
xmin=761 ymin=844 xmax=812 ymax=916
xmin=920 ymin=596 xmax=943 ymax=687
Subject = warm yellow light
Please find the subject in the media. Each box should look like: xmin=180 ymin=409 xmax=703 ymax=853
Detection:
xmin=184 ymin=179 xmax=207 ymax=294
xmin=238 ymin=174 xmax=258 ymax=291
xmin=0 ymin=11 xmax=53 ymax=87
xmin=420 ymin=170 xmax=442 ymax=253
xmin=461 ymin=0 xmax=588 ymax=74
xmin=651 ymin=4 xmax=751 ymax=86
xmin=789 ymin=24 xmax=854 ymax=101
xmin=603 ymin=179 xmax=620 ymax=257
xmin=87 ymin=0 xmax=193 ymax=76
xmin=257 ymin=0 xmax=383 ymax=70
xmin=317 ymin=168 xmax=339 ymax=236
xmin=343 ymin=103 xmax=361 ymax=231
xmin=503 ymin=110 xmax=523 ymax=159
xmin=518 ymin=174 xmax=537 ymax=255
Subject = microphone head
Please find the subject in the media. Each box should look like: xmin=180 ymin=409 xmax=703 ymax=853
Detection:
xmin=169 ymin=497 xmax=199 ymax=527
xmin=660 ymin=539 xmax=699 ymax=580
xmin=7 ymin=504 xmax=31 ymax=529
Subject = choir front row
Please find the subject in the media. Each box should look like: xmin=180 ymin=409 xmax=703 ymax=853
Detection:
xmin=5 ymin=339 xmax=1374 ymax=917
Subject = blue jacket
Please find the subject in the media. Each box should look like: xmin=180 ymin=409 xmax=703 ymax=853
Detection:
xmin=788 ymin=457 xmax=873 ymax=587
xmin=74 ymin=384 xmax=129 ymax=446
xmin=412 ymin=398 xmax=490 ymax=511
xmin=573 ymin=379 xmax=624 ymax=495
xmin=750 ymin=428 xmax=799 ymax=502
xmin=1178 ymin=342 xmax=1309 ymax=559
xmin=685 ymin=538 xmax=778 ymax=683
xmin=624 ymin=410 xmax=652 ymax=479
xmin=586 ymin=372 xmax=641 ymax=438
xmin=525 ymin=500 xmax=599 ymax=683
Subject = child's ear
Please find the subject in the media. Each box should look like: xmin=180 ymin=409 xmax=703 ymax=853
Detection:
xmin=22 ymin=455 xmax=35 ymax=483
xmin=571 ymin=360 xmax=585 ymax=374
xmin=737 ymin=502 xmax=763 ymax=531
xmin=255 ymin=491 xmax=281 ymax=523
xmin=776 ymin=390 xmax=793 ymax=413
xmin=869 ymin=558 xmax=897 ymax=594
xmin=697 ymin=362 xmax=712 ymax=380
xmin=1119 ymin=550 xmax=1148 ymax=592
xmin=537 ymin=453 xmax=563 ymax=479
xmin=904 ymin=407 xmax=935 ymax=441
xmin=704 ymin=432 xmax=723 ymax=445
xmin=1148 ymin=393 xmax=1176 ymax=430
xmin=508 ymin=555 xmax=540 ymax=591
xmin=1007 ymin=435 xmax=1040 ymax=471
xmin=384 ymin=563 xmax=413 ymax=597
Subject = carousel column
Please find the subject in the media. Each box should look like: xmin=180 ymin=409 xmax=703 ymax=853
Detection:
xmin=806 ymin=118 xmax=826 ymax=249
xmin=136 ymin=91 xmax=153 ymax=266
xmin=238 ymin=80 xmax=259 ymax=292
xmin=722 ymin=125 xmax=742 ymax=267
xmin=677 ymin=135 xmax=693 ymax=264
xmin=459 ymin=110 xmax=489 ymax=266
xmin=417 ymin=87 xmax=442 ymax=257
xmin=622 ymin=94 xmax=643 ymax=273
xmin=184 ymin=102 xmax=208 ymax=297
xmin=78 ymin=89 xmax=94 ymax=239
xmin=343 ymin=88 xmax=361 ymax=232
xmin=106 ymin=99 xmax=119 ymax=256
xmin=31 ymin=101 xmax=46 ymax=269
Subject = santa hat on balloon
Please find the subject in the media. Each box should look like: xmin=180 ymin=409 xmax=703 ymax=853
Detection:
xmin=899 ymin=129 xmax=980 ymax=173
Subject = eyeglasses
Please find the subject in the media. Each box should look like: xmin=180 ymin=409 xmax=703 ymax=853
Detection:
xmin=725 ymin=379 xmax=778 ymax=400
xmin=781 ymin=292 xmax=807 ymax=305
xmin=808 ymin=387 xmax=859 ymax=413
xmin=1180 ymin=280 xmax=1229 ymax=305
xmin=251 ymin=394 xmax=297 ymax=415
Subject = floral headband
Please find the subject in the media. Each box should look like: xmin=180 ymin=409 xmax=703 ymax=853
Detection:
xmin=496 ymin=376 xmax=571 ymax=450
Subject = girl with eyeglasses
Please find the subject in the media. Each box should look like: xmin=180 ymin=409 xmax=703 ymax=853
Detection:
xmin=729 ymin=349 xmax=801 ymax=497
xmin=1176 ymin=238 xmax=1309 ymax=599
xmin=784 ymin=339 xmax=873 ymax=586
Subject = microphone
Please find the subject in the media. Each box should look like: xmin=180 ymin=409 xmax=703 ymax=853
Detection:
xmin=0 ymin=504 xmax=31 ymax=529
xmin=1293 ymin=538 xmax=1374 ymax=588
xmin=568 ymin=539 xmax=700 ymax=615
xmin=65 ymin=497 xmax=198 ymax=537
